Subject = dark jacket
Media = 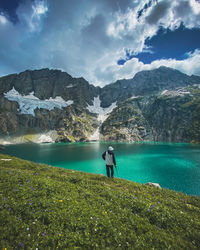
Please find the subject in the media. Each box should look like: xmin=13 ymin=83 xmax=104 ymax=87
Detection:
xmin=102 ymin=150 xmax=116 ymax=166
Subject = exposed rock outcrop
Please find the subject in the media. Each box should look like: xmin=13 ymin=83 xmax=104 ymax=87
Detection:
xmin=0 ymin=66 xmax=200 ymax=143
xmin=145 ymin=182 xmax=161 ymax=189
xmin=100 ymin=86 xmax=200 ymax=143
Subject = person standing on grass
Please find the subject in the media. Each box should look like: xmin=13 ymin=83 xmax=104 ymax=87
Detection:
xmin=102 ymin=146 xmax=117 ymax=178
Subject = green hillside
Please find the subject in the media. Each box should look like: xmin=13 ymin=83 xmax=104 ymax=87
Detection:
xmin=0 ymin=153 xmax=200 ymax=249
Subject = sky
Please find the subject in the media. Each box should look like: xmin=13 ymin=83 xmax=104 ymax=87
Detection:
xmin=0 ymin=0 xmax=200 ymax=86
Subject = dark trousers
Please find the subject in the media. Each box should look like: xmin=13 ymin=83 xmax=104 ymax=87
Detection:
xmin=106 ymin=165 xmax=114 ymax=178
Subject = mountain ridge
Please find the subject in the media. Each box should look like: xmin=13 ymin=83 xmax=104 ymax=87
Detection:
xmin=0 ymin=66 xmax=200 ymax=143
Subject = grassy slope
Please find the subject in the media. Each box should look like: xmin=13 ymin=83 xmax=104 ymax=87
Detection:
xmin=0 ymin=153 xmax=200 ymax=249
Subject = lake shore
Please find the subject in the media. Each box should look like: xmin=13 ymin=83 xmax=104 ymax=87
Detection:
xmin=2 ymin=141 xmax=200 ymax=196
xmin=1 ymin=153 xmax=200 ymax=249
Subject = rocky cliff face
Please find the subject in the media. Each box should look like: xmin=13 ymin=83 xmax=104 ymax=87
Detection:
xmin=99 ymin=66 xmax=199 ymax=107
xmin=0 ymin=69 xmax=100 ymax=143
xmin=147 ymin=87 xmax=200 ymax=143
xmin=100 ymin=86 xmax=200 ymax=143
xmin=100 ymin=98 xmax=153 ymax=142
xmin=0 ymin=67 xmax=200 ymax=144
xmin=99 ymin=66 xmax=200 ymax=143
xmin=0 ymin=68 xmax=99 ymax=106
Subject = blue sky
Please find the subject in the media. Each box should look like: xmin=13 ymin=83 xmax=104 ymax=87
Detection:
xmin=0 ymin=0 xmax=200 ymax=86
xmin=118 ymin=25 xmax=200 ymax=64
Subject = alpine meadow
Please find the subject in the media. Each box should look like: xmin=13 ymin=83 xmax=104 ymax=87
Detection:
xmin=1 ymin=0 xmax=200 ymax=249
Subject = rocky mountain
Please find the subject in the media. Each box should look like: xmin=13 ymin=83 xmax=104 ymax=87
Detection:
xmin=100 ymin=66 xmax=199 ymax=107
xmin=101 ymin=88 xmax=200 ymax=143
xmin=0 ymin=69 xmax=100 ymax=143
xmin=0 ymin=66 xmax=200 ymax=144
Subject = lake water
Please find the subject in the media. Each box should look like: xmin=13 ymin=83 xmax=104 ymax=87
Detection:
xmin=2 ymin=142 xmax=200 ymax=196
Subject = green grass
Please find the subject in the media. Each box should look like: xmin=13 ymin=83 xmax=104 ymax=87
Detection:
xmin=0 ymin=153 xmax=200 ymax=249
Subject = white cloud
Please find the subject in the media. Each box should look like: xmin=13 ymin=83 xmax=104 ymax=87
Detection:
xmin=106 ymin=6 xmax=156 ymax=54
xmin=33 ymin=1 xmax=48 ymax=15
xmin=0 ymin=14 xmax=8 ymax=25
xmin=0 ymin=0 xmax=200 ymax=86
xmin=94 ymin=49 xmax=200 ymax=85
xmin=16 ymin=0 xmax=48 ymax=32
xmin=150 ymin=49 xmax=200 ymax=76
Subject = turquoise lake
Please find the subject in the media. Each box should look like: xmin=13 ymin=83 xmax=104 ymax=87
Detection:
xmin=2 ymin=142 xmax=200 ymax=196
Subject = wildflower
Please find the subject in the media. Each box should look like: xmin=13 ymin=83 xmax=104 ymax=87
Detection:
xmin=14 ymin=188 xmax=17 ymax=192
xmin=27 ymin=228 xmax=29 ymax=230
xmin=105 ymin=211 xmax=107 ymax=215
xmin=58 ymin=233 xmax=61 ymax=236
xmin=33 ymin=222 xmax=36 ymax=224
xmin=134 ymin=197 xmax=136 ymax=199
xmin=43 ymin=232 xmax=45 ymax=236
xmin=95 ymin=217 xmax=98 ymax=221
xmin=28 ymin=234 xmax=30 ymax=237
xmin=157 ymin=226 xmax=159 ymax=229
xmin=27 ymin=180 xmax=30 ymax=183
xmin=90 ymin=217 xmax=93 ymax=219
xmin=9 ymin=208 xmax=11 ymax=211
xmin=151 ymin=205 xmax=154 ymax=209
xmin=158 ymin=201 xmax=160 ymax=204
xmin=20 ymin=242 xmax=23 ymax=246
xmin=3 ymin=197 xmax=6 ymax=200
xmin=51 ymin=210 xmax=54 ymax=212
xmin=58 ymin=200 xmax=63 ymax=202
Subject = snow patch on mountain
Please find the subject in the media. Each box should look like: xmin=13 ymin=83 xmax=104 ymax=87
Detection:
xmin=89 ymin=128 xmax=100 ymax=141
xmin=37 ymin=134 xmax=54 ymax=143
xmin=87 ymin=96 xmax=117 ymax=122
xmin=4 ymin=87 xmax=73 ymax=117
xmin=161 ymin=88 xmax=191 ymax=97
xmin=87 ymin=96 xmax=117 ymax=141
xmin=66 ymin=84 xmax=73 ymax=88
xmin=0 ymin=130 xmax=57 ymax=144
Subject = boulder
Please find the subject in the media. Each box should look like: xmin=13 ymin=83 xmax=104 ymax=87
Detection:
xmin=145 ymin=182 xmax=161 ymax=189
